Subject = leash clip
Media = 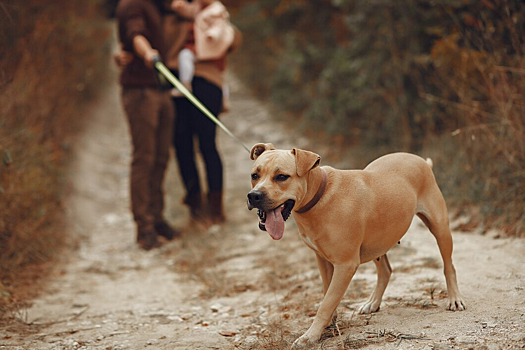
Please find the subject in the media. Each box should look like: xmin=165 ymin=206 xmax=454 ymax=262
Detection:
xmin=152 ymin=53 xmax=162 ymax=65
xmin=152 ymin=54 xmax=170 ymax=90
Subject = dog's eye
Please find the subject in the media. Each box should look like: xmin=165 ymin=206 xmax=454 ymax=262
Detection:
xmin=251 ymin=173 xmax=259 ymax=181
xmin=275 ymin=174 xmax=290 ymax=182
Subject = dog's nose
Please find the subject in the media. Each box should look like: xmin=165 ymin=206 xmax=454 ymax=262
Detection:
xmin=247 ymin=190 xmax=264 ymax=206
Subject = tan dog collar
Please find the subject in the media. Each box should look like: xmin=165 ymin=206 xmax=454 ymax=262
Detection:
xmin=295 ymin=168 xmax=328 ymax=214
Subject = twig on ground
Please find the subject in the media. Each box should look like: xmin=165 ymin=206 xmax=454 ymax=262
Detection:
xmin=364 ymin=329 xmax=428 ymax=346
xmin=36 ymin=325 xmax=102 ymax=340
xmin=16 ymin=305 xmax=90 ymax=327
xmin=71 ymin=306 xmax=90 ymax=320
xmin=108 ymin=331 xmax=131 ymax=337
xmin=335 ymin=321 xmax=341 ymax=337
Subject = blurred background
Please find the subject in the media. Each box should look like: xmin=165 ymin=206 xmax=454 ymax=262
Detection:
xmin=227 ymin=0 xmax=524 ymax=237
xmin=0 ymin=0 xmax=523 ymax=312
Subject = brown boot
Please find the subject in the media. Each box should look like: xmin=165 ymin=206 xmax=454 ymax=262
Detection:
xmin=184 ymin=193 xmax=209 ymax=225
xmin=155 ymin=221 xmax=182 ymax=240
xmin=137 ymin=229 xmax=162 ymax=250
xmin=207 ymin=191 xmax=226 ymax=224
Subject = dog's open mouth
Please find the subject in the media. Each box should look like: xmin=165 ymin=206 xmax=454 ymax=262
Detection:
xmin=257 ymin=199 xmax=295 ymax=240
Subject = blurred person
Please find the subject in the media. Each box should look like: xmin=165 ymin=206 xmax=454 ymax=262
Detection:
xmin=166 ymin=0 xmax=241 ymax=227
xmin=116 ymin=0 xmax=181 ymax=250
xmin=115 ymin=2 xmax=241 ymax=228
xmin=170 ymin=0 xmax=234 ymax=113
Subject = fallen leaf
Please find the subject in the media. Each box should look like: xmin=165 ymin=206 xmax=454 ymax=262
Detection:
xmin=234 ymin=284 xmax=252 ymax=292
xmin=220 ymin=331 xmax=237 ymax=337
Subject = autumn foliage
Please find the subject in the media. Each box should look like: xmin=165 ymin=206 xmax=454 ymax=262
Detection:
xmin=0 ymin=0 xmax=112 ymax=311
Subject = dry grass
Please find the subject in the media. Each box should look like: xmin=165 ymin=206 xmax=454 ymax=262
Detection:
xmin=424 ymin=50 xmax=525 ymax=236
xmin=240 ymin=316 xmax=300 ymax=350
xmin=338 ymin=329 xmax=427 ymax=349
xmin=0 ymin=0 xmax=111 ymax=314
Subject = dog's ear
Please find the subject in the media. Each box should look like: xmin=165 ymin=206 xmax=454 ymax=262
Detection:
xmin=292 ymin=148 xmax=321 ymax=177
xmin=250 ymin=143 xmax=276 ymax=160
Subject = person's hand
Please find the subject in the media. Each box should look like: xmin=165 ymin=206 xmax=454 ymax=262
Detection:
xmin=113 ymin=50 xmax=134 ymax=69
xmin=143 ymin=49 xmax=160 ymax=69
xmin=171 ymin=0 xmax=186 ymax=12
xmin=171 ymin=0 xmax=197 ymax=18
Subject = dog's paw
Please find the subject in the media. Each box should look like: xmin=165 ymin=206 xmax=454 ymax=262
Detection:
xmin=358 ymin=300 xmax=381 ymax=314
xmin=447 ymin=296 xmax=466 ymax=311
xmin=291 ymin=334 xmax=315 ymax=349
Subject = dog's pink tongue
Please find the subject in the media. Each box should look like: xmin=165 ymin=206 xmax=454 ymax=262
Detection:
xmin=266 ymin=207 xmax=284 ymax=240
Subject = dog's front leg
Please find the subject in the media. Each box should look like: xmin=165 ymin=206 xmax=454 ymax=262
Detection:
xmin=315 ymin=254 xmax=338 ymax=323
xmin=315 ymin=253 xmax=334 ymax=295
xmin=292 ymin=261 xmax=359 ymax=348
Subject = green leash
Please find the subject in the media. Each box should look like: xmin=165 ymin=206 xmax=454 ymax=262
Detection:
xmin=154 ymin=60 xmax=250 ymax=153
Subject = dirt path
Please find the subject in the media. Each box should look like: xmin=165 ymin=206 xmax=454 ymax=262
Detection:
xmin=2 ymin=40 xmax=524 ymax=349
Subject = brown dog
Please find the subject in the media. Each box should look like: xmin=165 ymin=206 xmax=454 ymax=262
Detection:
xmin=247 ymin=143 xmax=465 ymax=347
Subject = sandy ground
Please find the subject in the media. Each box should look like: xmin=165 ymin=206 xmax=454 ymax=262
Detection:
xmin=1 ymin=42 xmax=524 ymax=350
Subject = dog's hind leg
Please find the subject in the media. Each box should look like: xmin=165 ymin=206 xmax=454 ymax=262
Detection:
xmin=431 ymin=223 xmax=466 ymax=311
xmin=358 ymin=254 xmax=392 ymax=314
xmin=417 ymin=194 xmax=466 ymax=311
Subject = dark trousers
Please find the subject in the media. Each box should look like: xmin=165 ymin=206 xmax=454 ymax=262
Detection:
xmin=122 ymin=87 xmax=174 ymax=232
xmin=173 ymin=77 xmax=223 ymax=200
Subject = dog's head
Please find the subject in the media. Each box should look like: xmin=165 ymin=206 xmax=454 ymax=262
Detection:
xmin=247 ymin=143 xmax=320 ymax=240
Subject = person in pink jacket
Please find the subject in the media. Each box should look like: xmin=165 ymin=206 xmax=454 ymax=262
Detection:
xmin=171 ymin=0 xmax=234 ymax=109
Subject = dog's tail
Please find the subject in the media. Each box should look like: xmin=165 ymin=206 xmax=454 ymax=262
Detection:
xmin=425 ymin=158 xmax=433 ymax=169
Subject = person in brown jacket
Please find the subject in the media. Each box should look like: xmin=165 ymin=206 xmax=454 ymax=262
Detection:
xmin=116 ymin=0 xmax=181 ymax=249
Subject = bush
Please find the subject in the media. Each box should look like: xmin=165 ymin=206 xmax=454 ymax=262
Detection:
xmin=231 ymin=0 xmax=524 ymax=235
